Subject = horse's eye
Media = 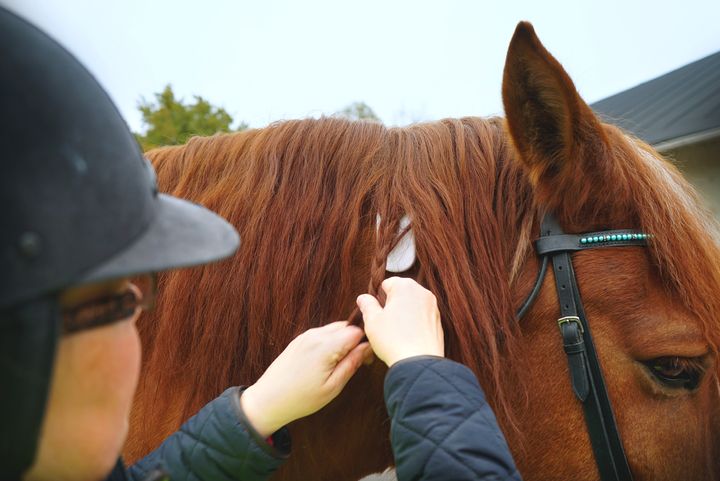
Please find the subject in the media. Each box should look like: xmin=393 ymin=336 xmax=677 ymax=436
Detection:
xmin=643 ymin=356 xmax=704 ymax=390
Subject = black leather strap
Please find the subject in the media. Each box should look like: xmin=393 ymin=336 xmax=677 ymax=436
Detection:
xmin=558 ymin=316 xmax=589 ymax=401
xmin=535 ymin=231 xmax=647 ymax=256
xmin=541 ymin=215 xmax=634 ymax=481
xmin=516 ymin=256 xmax=548 ymax=319
xmin=516 ymin=228 xmax=647 ymax=320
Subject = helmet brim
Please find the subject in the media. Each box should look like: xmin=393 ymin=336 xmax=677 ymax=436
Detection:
xmin=76 ymin=194 xmax=239 ymax=284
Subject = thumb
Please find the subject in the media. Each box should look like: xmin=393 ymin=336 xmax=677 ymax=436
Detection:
xmin=327 ymin=342 xmax=372 ymax=390
xmin=356 ymin=294 xmax=383 ymax=323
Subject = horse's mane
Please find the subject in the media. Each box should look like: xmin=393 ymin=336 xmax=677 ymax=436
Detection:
xmin=136 ymin=115 xmax=720 ymax=443
xmin=602 ymin=125 xmax=720 ymax=354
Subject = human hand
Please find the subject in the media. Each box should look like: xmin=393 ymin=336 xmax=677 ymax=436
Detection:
xmin=357 ymin=277 xmax=444 ymax=367
xmin=240 ymin=321 xmax=373 ymax=438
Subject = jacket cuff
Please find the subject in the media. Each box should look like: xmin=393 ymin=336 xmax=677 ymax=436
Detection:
xmin=387 ymin=354 xmax=447 ymax=371
xmin=233 ymin=387 xmax=291 ymax=459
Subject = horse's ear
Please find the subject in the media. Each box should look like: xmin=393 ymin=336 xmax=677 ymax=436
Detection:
xmin=502 ymin=22 xmax=614 ymax=217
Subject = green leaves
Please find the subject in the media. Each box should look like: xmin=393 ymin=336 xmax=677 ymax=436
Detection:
xmin=135 ymin=85 xmax=247 ymax=151
xmin=134 ymin=87 xmax=381 ymax=151
xmin=336 ymin=101 xmax=380 ymax=121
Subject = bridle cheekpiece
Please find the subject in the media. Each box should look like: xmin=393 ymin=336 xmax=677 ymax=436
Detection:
xmin=516 ymin=214 xmax=651 ymax=481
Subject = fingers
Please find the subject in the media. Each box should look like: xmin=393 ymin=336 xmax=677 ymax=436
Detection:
xmin=327 ymin=342 xmax=373 ymax=389
xmin=379 ymin=277 xmax=400 ymax=298
xmin=383 ymin=278 xmax=437 ymax=312
xmin=317 ymin=320 xmax=350 ymax=332
xmin=304 ymin=322 xmax=365 ymax=364
xmin=356 ymin=294 xmax=382 ymax=322
xmin=327 ymin=324 xmax=365 ymax=362
xmin=380 ymin=275 xmax=416 ymax=293
xmin=380 ymin=276 xmax=428 ymax=300
xmin=358 ymin=278 xmax=425 ymax=322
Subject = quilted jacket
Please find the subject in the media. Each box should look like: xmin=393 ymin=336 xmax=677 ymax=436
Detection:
xmin=385 ymin=356 xmax=522 ymax=481
xmin=105 ymin=387 xmax=290 ymax=481
xmin=106 ymin=357 xmax=521 ymax=481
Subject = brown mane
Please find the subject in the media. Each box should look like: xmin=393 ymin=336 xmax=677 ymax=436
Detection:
xmin=136 ymin=117 xmax=532 ymax=429
xmin=131 ymin=114 xmax=720 ymax=468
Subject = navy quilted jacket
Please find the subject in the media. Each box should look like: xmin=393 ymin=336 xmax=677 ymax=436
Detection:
xmin=385 ymin=356 xmax=522 ymax=481
xmin=106 ymin=387 xmax=290 ymax=481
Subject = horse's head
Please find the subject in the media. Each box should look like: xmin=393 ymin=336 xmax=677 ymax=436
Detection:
xmin=501 ymin=22 xmax=720 ymax=481
xmin=126 ymin=21 xmax=720 ymax=481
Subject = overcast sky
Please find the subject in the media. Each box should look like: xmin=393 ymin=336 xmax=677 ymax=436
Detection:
xmin=5 ymin=0 xmax=720 ymax=132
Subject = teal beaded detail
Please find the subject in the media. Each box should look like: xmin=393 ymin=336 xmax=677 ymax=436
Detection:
xmin=579 ymin=232 xmax=651 ymax=246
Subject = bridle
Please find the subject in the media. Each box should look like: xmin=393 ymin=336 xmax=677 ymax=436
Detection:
xmin=516 ymin=213 xmax=650 ymax=481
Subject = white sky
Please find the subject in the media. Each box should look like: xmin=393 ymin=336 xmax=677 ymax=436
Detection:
xmin=5 ymin=0 xmax=720 ymax=132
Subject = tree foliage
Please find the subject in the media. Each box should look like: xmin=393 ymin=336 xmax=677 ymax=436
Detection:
xmin=336 ymin=101 xmax=381 ymax=122
xmin=135 ymin=85 xmax=247 ymax=151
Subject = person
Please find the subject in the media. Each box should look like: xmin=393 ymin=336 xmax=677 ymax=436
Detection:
xmin=0 ymin=8 xmax=520 ymax=481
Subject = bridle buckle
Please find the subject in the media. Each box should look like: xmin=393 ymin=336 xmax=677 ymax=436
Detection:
xmin=557 ymin=315 xmax=584 ymax=334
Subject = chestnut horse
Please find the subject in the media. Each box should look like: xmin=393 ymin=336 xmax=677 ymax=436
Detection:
xmin=126 ymin=23 xmax=720 ymax=481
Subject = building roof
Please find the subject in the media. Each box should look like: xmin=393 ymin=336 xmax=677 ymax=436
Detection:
xmin=591 ymin=50 xmax=720 ymax=149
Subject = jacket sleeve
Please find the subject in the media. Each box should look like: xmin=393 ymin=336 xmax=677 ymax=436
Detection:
xmin=126 ymin=387 xmax=290 ymax=481
xmin=384 ymin=356 xmax=522 ymax=481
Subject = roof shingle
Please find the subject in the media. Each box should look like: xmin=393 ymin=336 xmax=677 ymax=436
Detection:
xmin=591 ymin=51 xmax=720 ymax=146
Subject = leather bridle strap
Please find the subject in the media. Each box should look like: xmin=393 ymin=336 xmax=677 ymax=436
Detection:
xmin=534 ymin=215 xmax=640 ymax=481
xmin=516 ymin=216 xmax=648 ymax=322
xmin=536 ymin=215 xmax=632 ymax=481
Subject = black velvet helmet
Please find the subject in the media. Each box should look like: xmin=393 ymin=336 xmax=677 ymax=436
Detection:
xmin=0 ymin=8 xmax=239 ymax=478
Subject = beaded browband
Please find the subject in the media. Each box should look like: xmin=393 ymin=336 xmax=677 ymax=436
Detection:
xmin=580 ymin=233 xmax=651 ymax=245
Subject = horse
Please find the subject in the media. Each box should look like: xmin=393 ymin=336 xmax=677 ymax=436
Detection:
xmin=125 ymin=22 xmax=720 ymax=481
